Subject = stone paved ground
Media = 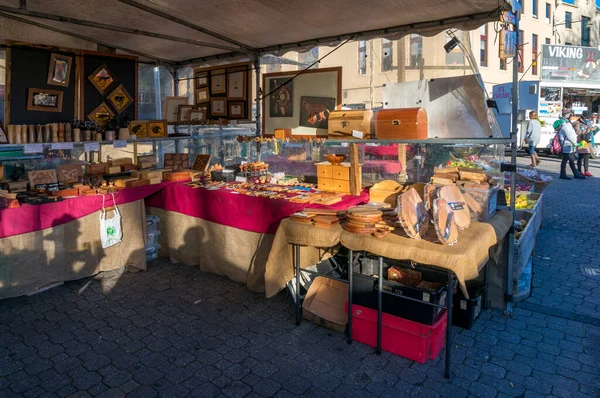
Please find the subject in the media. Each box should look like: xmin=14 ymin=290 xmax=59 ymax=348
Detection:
xmin=0 ymin=154 xmax=599 ymax=398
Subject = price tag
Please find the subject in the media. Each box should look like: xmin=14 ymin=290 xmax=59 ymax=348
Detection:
xmin=352 ymin=130 xmax=364 ymax=139
xmin=235 ymin=176 xmax=247 ymax=182
xmin=114 ymin=140 xmax=127 ymax=148
xmin=51 ymin=142 xmax=73 ymax=150
xmin=24 ymin=143 xmax=44 ymax=153
xmin=84 ymin=142 xmax=100 ymax=152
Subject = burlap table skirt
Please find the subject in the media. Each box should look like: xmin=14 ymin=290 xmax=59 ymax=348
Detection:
xmin=0 ymin=200 xmax=148 ymax=300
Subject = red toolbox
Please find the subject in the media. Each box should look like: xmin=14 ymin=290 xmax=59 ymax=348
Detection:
xmin=346 ymin=303 xmax=447 ymax=363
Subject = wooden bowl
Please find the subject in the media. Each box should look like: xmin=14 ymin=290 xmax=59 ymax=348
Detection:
xmin=324 ymin=154 xmax=347 ymax=165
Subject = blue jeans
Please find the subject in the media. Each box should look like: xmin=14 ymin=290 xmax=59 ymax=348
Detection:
xmin=527 ymin=144 xmax=536 ymax=155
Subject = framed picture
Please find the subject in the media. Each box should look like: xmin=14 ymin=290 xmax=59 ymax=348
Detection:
xmin=195 ymin=71 xmax=209 ymax=89
xmin=192 ymin=154 xmax=212 ymax=171
xmin=195 ymin=87 xmax=210 ymax=104
xmin=178 ymin=104 xmax=194 ymax=122
xmin=147 ymin=120 xmax=168 ymax=138
xmin=269 ymin=78 xmax=293 ymax=117
xmin=188 ymin=107 xmax=207 ymax=122
xmin=27 ymin=88 xmax=64 ymax=112
xmin=88 ymin=63 xmax=115 ymax=95
xmin=227 ymin=68 xmax=247 ymax=100
xmin=47 ymin=53 xmax=72 ymax=87
xmin=211 ymin=98 xmax=227 ymax=116
xmin=129 ymin=120 xmax=149 ymax=138
xmin=164 ymin=96 xmax=189 ymax=123
xmin=211 ymin=69 xmax=226 ymax=95
xmin=299 ymin=96 xmax=335 ymax=129
xmin=87 ymin=102 xmax=115 ymax=127
xmin=107 ymin=84 xmax=133 ymax=114
xmin=228 ymin=101 xmax=245 ymax=119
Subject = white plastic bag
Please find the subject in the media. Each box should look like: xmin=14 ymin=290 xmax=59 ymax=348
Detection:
xmin=100 ymin=193 xmax=122 ymax=249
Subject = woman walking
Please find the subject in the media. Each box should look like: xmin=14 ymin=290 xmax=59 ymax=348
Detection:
xmin=525 ymin=111 xmax=542 ymax=167
xmin=557 ymin=110 xmax=586 ymax=180
xmin=575 ymin=111 xmax=593 ymax=177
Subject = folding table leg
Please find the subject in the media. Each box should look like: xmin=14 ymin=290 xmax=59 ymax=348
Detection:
xmin=348 ymin=250 xmax=353 ymax=344
xmin=377 ymin=256 xmax=383 ymax=355
xmin=445 ymin=271 xmax=454 ymax=378
xmin=295 ymin=244 xmax=301 ymax=326
xmin=483 ymin=261 xmax=489 ymax=310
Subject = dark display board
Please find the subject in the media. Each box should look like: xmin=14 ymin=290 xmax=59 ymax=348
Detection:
xmin=541 ymin=44 xmax=600 ymax=83
xmin=9 ymin=46 xmax=76 ymax=124
xmin=83 ymin=54 xmax=137 ymax=125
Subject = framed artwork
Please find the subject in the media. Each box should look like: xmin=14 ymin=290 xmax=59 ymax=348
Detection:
xmin=178 ymin=105 xmax=194 ymax=122
xmin=211 ymin=98 xmax=227 ymax=116
xmin=87 ymin=102 xmax=115 ymax=127
xmin=88 ymin=63 xmax=115 ymax=95
xmin=228 ymin=101 xmax=245 ymax=119
xmin=227 ymin=68 xmax=246 ymax=100
xmin=47 ymin=53 xmax=72 ymax=87
xmin=269 ymin=78 xmax=293 ymax=117
xmin=106 ymin=84 xmax=133 ymax=114
xmin=211 ymin=69 xmax=226 ymax=94
xmin=129 ymin=120 xmax=148 ymax=138
xmin=188 ymin=107 xmax=207 ymax=122
xmin=164 ymin=96 xmax=189 ymax=123
xmin=195 ymin=71 xmax=209 ymax=89
xmin=195 ymin=87 xmax=210 ymax=104
xmin=192 ymin=154 xmax=212 ymax=171
xmin=27 ymin=88 xmax=64 ymax=112
xmin=164 ymin=153 xmax=189 ymax=171
xmin=299 ymin=96 xmax=335 ymax=129
xmin=147 ymin=120 xmax=168 ymax=138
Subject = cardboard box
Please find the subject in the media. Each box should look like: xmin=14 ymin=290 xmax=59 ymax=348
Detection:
xmin=105 ymin=166 xmax=121 ymax=174
xmin=302 ymin=276 xmax=348 ymax=333
xmin=109 ymin=158 xmax=133 ymax=167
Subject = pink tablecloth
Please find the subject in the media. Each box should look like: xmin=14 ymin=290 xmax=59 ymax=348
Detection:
xmin=145 ymin=183 xmax=370 ymax=234
xmin=364 ymin=144 xmax=399 ymax=157
xmin=0 ymin=183 xmax=168 ymax=239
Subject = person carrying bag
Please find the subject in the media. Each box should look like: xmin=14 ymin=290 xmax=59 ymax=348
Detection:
xmin=575 ymin=111 xmax=594 ymax=177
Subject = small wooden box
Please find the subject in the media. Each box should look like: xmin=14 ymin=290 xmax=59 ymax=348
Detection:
xmin=114 ymin=177 xmax=139 ymax=188
xmin=315 ymin=162 xmax=354 ymax=194
xmin=121 ymin=164 xmax=136 ymax=172
xmin=376 ymin=108 xmax=428 ymax=140
xmin=140 ymin=170 xmax=163 ymax=181
xmin=139 ymin=161 xmax=155 ymax=170
xmin=164 ymin=171 xmax=191 ymax=181
xmin=328 ymin=110 xmax=374 ymax=138
xmin=105 ymin=166 xmax=122 ymax=174
xmin=51 ymin=188 xmax=79 ymax=197
xmin=109 ymin=158 xmax=133 ymax=167
xmin=7 ymin=181 xmax=28 ymax=192
xmin=137 ymin=155 xmax=157 ymax=167
xmin=148 ymin=177 xmax=162 ymax=185
xmin=86 ymin=163 xmax=107 ymax=175
xmin=126 ymin=179 xmax=149 ymax=188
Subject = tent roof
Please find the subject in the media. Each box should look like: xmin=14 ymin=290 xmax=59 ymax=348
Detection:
xmin=0 ymin=0 xmax=510 ymax=65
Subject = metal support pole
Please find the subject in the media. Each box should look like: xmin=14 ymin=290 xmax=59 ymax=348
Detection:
xmin=295 ymin=244 xmax=301 ymax=326
xmin=348 ymin=250 xmax=353 ymax=344
xmin=506 ymin=11 xmax=520 ymax=316
xmin=445 ymin=271 xmax=454 ymax=379
xmin=377 ymin=256 xmax=383 ymax=355
xmin=255 ymin=56 xmax=262 ymax=137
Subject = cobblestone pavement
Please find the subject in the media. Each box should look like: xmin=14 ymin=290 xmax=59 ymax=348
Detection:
xmin=0 ymin=154 xmax=599 ymax=397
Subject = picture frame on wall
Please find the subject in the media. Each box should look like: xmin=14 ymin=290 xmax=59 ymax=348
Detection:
xmin=107 ymin=84 xmax=133 ymax=114
xmin=211 ymin=69 xmax=226 ymax=95
xmin=211 ymin=98 xmax=227 ymax=116
xmin=47 ymin=53 xmax=73 ymax=87
xmin=87 ymin=102 xmax=115 ymax=127
xmin=195 ymin=87 xmax=210 ymax=104
xmin=195 ymin=71 xmax=209 ymax=89
xmin=228 ymin=101 xmax=245 ymax=119
xmin=147 ymin=120 xmax=168 ymax=138
xmin=129 ymin=120 xmax=149 ymax=138
xmin=188 ymin=107 xmax=207 ymax=122
xmin=88 ymin=63 xmax=115 ymax=95
xmin=177 ymin=104 xmax=194 ymax=122
xmin=164 ymin=96 xmax=189 ymax=123
xmin=27 ymin=88 xmax=64 ymax=113
xmin=227 ymin=68 xmax=246 ymax=100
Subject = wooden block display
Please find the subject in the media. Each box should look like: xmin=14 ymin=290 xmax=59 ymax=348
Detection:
xmin=164 ymin=171 xmax=191 ymax=181
xmin=109 ymin=158 xmax=133 ymax=167
xmin=121 ymin=164 xmax=136 ymax=172
xmin=51 ymin=188 xmax=79 ymax=197
xmin=105 ymin=166 xmax=121 ymax=174
xmin=140 ymin=170 xmax=163 ymax=181
xmin=148 ymin=177 xmax=162 ymax=185
xmin=114 ymin=177 xmax=138 ymax=188
xmin=86 ymin=163 xmax=107 ymax=175
xmin=126 ymin=179 xmax=149 ymax=188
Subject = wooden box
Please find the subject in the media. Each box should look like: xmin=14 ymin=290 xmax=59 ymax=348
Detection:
xmin=263 ymin=128 xmax=292 ymax=139
xmin=56 ymin=164 xmax=83 ymax=183
xmin=164 ymin=171 xmax=191 ymax=181
xmin=7 ymin=181 xmax=28 ymax=193
xmin=376 ymin=108 xmax=428 ymax=140
xmin=105 ymin=166 xmax=122 ymax=174
xmin=86 ymin=163 xmax=107 ymax=175
xmin=126 ymin=179 xmax=149 ymax=188
xmin=121 ymin=164 xmax=136 ymax=172
xmin=114 ymin=177 xmax=139 ymax=188
xmin=328 ymin=110 xmax=374 ymax=139
xmin=109 ymin=158 xmax=133 ymax=167
xmin=315 ymin=162 xmax=355 ymax=194
xmin=28 ymin=170 xmax=58 ymax=186
xmin=140 ymin=170 xmax=163 ymax=181
xmin=51 ymin=188 xmax=79 ymax=197
xmin=164 ymin=153 xmax=189 ymax=171
xmin=148 ymin=177 xmax=162 ymax=185
xmin=137 ymin=155 xmax=157 ymax=167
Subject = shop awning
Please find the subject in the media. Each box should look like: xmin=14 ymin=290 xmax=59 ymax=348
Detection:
xmin=0 ymin=0 xmax=512 ymax=65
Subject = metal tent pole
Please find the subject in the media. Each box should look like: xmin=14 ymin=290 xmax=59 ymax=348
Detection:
xmin=506 ymin=11 xmax=520 ymax=316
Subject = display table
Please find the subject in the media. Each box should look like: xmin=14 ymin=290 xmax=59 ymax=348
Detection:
xmin=0 ymin=183 xmax=166 ymax=300
xmin=145 ymin=183 xmax=369 ymax=293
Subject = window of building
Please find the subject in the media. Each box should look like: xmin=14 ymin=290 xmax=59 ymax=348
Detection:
xmin=545 ymin=3 xmax=551 ymax=23
xmin=546 ymin=37 xmax=551 ymax=44
xmin=582 ymin=16 xmax=591 ymax=46
xmin=445 ymin=37 xmax=464 ymax=65
xmin=480 ymin=25 xmax=488 ymax=67
xmin=565 ymin=42 xmax=572 ymax=45
xmin=409 ymin=34 xmax=423 ymax=68
xmin=518 ymin=30 xmax=524 ymax=73
xmin=518 ymin=0 xmax=524 ymax=14
xmin=358 ymin=40 xmax=367 ymax=74
xmin=381 ymin=39 xmax=393 ymax=72
xmin=532 ymin=0 xmax=538 ymax=18
xmin=500 ymin=59 xmax=507 ymax=70
xmin=532 ymin=34 xmax=538 ymax=75
xmin=565 ymin=11 xmax=572 ymax=29
xmin=138 ymin=65 xmax=174 ymax=119
xmin=562 ymin=0 xmax=575 ymax=4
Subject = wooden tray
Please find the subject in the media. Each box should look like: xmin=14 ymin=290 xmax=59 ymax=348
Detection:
xmin=433 ymin=198 xmax=458 ymax=245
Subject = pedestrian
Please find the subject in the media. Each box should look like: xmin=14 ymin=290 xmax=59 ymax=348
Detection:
xmin=575 ymin=111 xmax=593 ymax=177
xmin=524 ymin=111 xmax=541 ymax=167
xmin=557 ymin=109 xmax=586 ymax=180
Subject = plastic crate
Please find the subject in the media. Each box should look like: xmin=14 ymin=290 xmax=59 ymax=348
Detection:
xmin=352 ymin=262 xmax=449 ymax=325
xmin=457 ymin=183 xmax=499 ymax=222
xmin=145 ymin=230 xmax=161 ymax=249
xmin=346 ymin=303 xmax=447 ymax=363
xmin=452 ymin=280 xmax=486 ymax=330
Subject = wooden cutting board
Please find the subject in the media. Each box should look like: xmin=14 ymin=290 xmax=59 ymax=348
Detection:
xmin=433 ymin=198 xmax=459 ymax=245
xmin=397 ymin=187 xmax=429 ymax=239
xmin=438 ymin=185 xmax=471 ymax=229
